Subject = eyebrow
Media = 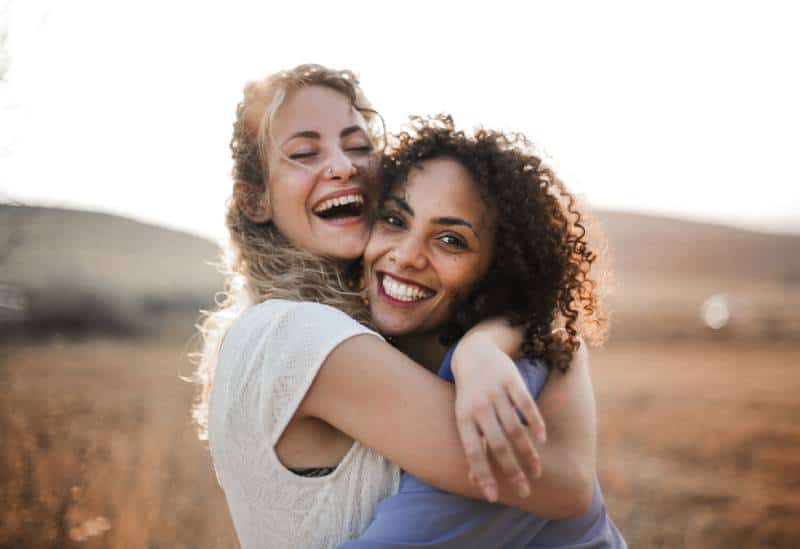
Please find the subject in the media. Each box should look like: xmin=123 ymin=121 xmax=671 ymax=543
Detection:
xmin=285 ymin=125 xmax=366 ymax=142
xmin=434 ymin=216 xmax=479 ymax=240
xmin=340 ymin=125 xmax=366 ymax=139
xmin=386 ymin=195 xmax=480 ymax=240
xmin=387 ymin=196 xmax=413 ymax=215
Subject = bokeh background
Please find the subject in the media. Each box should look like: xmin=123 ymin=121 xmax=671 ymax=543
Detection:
xmin=1 ymin=1 xmax=799 ymax=547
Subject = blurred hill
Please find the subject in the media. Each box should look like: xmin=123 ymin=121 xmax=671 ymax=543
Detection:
xmin=1 ymin=204 xmax=798 ymax=340
xmin=594 ymin=211 xmax=800 ymax=340
xmin=0 ymin=205 xmax=224 ymax=338
xmin=599 ymin=211 xmax=800 ymax=283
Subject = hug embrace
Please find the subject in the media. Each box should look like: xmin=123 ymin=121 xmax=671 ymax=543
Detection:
xmin=192 ymin=64 xmax=626 ymax=548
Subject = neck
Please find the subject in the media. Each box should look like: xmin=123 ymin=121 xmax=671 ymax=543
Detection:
xmin=392 ymin=332 xmax=449 ymax=373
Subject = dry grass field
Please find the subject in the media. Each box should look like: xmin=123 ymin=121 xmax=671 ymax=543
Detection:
xmin=594 ymin=342 xmax=800 ymax=548
xmin=2 ymin=336 xmax=798 ymax=548
xmin=2 ymin=204 xmax=798 ymax=547
xmin=0 ymin=338 xmax=237 ymax=549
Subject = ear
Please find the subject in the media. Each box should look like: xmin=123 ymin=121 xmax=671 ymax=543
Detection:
xmin=234 ymin=181 xmax=271 ymax=223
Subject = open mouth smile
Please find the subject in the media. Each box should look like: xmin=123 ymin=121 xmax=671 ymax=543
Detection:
xmin=377 ymin=272 xmax=435 ymax=304
xmin=312 ymin=190 xmax=366 ymax=223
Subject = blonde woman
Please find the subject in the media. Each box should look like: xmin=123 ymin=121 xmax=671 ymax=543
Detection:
xmin=195 ymin=65 xmax=594 ymax=548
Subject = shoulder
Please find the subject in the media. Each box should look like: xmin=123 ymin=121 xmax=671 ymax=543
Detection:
xmin=221 ymin=299 xmax=382 ymax=379
xmin=240 ymin=299 xmax=380 ymax=339
xmin=250 ymin=299 xmax=383 ymax=364
xmin=245 ymin=298 xmax=345 ymax=322
xmin=222 ymin=300 xmax=382 ymax=442
xmin=252 ymin=298 xmax=366 ymax=322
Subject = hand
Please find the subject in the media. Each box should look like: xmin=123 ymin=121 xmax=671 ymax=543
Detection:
xmin=451 ymin=333 xmax=547 ymax=502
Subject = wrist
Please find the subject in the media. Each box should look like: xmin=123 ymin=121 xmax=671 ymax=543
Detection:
xmin=463 ymin=318 xmax=522 ymax=357
xmin=452 ymin=332 xmax=495 ymax=382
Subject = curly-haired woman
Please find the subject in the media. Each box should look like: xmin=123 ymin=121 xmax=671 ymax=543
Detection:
xmin=340 ymin=116 xmax=625 ymax=547
xmin=195 ymin=65 xmax=601 ymax=548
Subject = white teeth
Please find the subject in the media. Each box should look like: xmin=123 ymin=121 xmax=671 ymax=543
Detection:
xmin=381 ymin=274 xmax=432 ymax=302
xmin=313 ymin=193 xmax=364 ymax=214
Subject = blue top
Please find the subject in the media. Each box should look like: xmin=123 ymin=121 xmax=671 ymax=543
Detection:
xmin=339 ymin=347 xmax=626 ymax=548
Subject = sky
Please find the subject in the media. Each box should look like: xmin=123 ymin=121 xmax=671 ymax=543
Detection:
xmin=1 ymin=0 xmax=798 ymax=242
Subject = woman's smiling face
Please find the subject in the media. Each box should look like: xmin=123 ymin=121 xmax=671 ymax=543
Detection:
xmin=364 ymin=157 xmax=497 ymax=338
xmin=265 ymin=85 xmax=379 ymax=259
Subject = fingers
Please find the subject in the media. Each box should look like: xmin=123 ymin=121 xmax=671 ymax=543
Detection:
xmin=508 ymin=381 xmax=547 ymax=444
xmin=495 ymin=390 xmax=542 ymax=482
xmin=457 ymin=413 xmax=498 ymax=502
xmin=475 ymin=401 xmax=530 ymax=499
xmin=455 ymin=365 xmax=549 ymax=503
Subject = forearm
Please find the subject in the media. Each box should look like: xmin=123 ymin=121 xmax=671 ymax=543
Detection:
xmin=451 ymin=329 xmax=597 ymax=517
xmin=511 ymin=438 xmax=594 ymax=517
xmin=531 ymin=344 xmax=597 ymax=516
xmin=302 ymin=335 xmax=573 ymax=514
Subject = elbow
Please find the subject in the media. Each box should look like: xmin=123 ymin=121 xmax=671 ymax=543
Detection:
xmin=562 ymin=483 xmax=593 ymax=518
xmin=559 ymin=464 xmax=594 ymax=518
xmin=544 ymin=460 xmax=594 ymax=519
xmin=548 ymin=484 xmax=593 ymax=520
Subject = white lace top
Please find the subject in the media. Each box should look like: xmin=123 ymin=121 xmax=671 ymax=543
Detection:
xmin=208 ymin=299 xmax=401 ymax=549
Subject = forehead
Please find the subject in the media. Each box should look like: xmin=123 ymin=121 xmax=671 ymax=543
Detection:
xmin=272 ymin=85 xmax=367 ymax=137
xmin=400 ymin=158 xmax=495 ymax=230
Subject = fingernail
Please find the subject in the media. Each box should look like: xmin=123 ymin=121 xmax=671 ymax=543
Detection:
xmin=482 ymin=482 xmax=498 ymax=502
xmin=537 ymin=430 xmax=547 ymax=444
xmin=516 ymin=479 xmax=530 ymax=498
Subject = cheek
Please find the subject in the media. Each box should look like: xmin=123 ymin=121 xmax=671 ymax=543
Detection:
xmin=269 ymin=165 xmax=316 ymax=206
xmin=439 ymin=256 xmax=484 ymax=298
xmin=265 ymin=178 xmax=289 ymax=215
xmin=363 ymin=232 xmax=388 ymax=271
xmin=266 ymin=185 xmax=316 ymax=248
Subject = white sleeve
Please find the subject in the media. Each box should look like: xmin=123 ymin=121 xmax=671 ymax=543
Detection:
xmin=254 ymin=300 xmax=383 ymax=446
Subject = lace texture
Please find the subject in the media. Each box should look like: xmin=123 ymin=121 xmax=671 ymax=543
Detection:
xmin=208 ymin=299 xmax=400 ymax=549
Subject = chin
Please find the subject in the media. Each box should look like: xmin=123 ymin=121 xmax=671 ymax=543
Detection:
xmin=313 ymin=235 xmax=368 ymax=260
xmin=330 ymin=233 xmax=370 ymax=259
xmin=330 ymin=242 xmax=368 ymax=260
xmin=370 ymin=313 xmax=420 ymax=338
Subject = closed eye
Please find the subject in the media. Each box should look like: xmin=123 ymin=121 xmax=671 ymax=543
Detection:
xmin=289 ymin=151 xmax=318 ymax=160
xmin=346 ymin=145 xmax=373 ymax=153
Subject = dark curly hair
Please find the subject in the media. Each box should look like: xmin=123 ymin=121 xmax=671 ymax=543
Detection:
xmin=382 ymin=115 xmax=608 ymax=372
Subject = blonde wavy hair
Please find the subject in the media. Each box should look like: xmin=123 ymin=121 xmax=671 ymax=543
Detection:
xmin=191 ymin=64 xmax=382 ymax=438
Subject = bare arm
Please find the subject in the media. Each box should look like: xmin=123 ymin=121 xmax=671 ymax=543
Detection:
xmin=452 ymin=324 xmax=596 ymax=516
xmin=299 ymin=333 xmax=592 ymax=517
xmin=518 ymin=343 xmax=596 ymax=515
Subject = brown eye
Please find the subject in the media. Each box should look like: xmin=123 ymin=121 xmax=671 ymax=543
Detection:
xmin=380 ymin=212 xmax=405 ymax=228
xmin=439 ymin=234 xmax=467 ymax=249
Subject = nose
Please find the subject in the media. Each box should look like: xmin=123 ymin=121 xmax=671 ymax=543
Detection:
xmin=325 ymin=148 xmax=357 ymax=182
xmin=389 ymin=235 xmax=429 ymax=271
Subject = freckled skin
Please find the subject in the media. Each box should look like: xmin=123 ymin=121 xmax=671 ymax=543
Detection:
xmin=364 ymin=158 xmax=498 ymax=339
